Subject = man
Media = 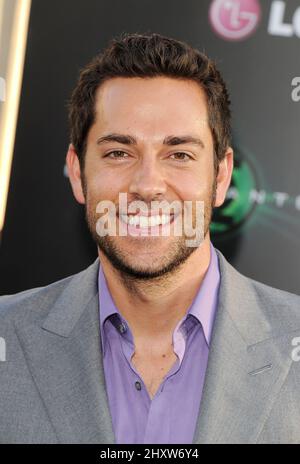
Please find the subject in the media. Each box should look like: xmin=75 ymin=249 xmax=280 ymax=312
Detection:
xmin=0 ymin=33 xmax=300 ymax=444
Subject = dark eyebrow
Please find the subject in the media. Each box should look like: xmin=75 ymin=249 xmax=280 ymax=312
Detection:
xmin=96 ymin=133 xmax=205 ymax=149
xmin=163 ymin=135 xmax=205 ymax=149
xmin=96 ymin=133 xmax=136 ymax=145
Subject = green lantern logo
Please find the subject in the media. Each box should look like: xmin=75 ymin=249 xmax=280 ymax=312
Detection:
xmin=211 ymin=145 xmax=259 ymax=236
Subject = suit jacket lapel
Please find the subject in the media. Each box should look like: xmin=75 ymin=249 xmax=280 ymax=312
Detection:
xmin=14 ymin=258 xmax=115 ymax=444
xmin=193 ymin=250 xmax=294 ymax=444
xmin=13 ymin=250 xmax=295 ymax=444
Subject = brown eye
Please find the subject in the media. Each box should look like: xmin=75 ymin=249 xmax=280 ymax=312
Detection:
xmin=105 ymin=151 xmax=129 ymax=159
xmin=170 ymin=152 xmax=191 ymax=161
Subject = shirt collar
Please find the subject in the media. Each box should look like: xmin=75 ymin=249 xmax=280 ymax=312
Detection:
xmin=183 ymin=242 xmax=220 ymax=345
xmin=98 ymin=264 xmax=121 ymax=355
xmin=98 ymin=241 xmax=220 ymax=354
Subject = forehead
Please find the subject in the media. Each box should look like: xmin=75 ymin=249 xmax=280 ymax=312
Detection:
xmin=93 ymin=76 xmax=210 ymax=136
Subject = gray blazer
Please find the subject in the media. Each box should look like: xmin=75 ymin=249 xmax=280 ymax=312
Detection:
xmin=0 ymin=249 xmax=300 ymax=444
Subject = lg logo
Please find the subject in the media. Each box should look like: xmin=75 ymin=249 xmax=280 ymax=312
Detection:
xmin=268 ymin=1 xmax=300 ymax=37
xmin=209 ymin=0 xmax=261 ymax=41
xmin=0 ymin=77 xmax=5 ymax=102
xmin=209 ymin=0 xmax=300 ymax=41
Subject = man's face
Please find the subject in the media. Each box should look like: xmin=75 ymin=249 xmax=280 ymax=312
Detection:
xmin=77 ymin=77 xmax=225 ymax=278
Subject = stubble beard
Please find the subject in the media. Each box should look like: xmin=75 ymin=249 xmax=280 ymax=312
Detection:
xmin=83 ymin=177 xmax=217 ymax=282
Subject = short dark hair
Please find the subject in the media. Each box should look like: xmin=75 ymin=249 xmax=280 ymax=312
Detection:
xmin=68 ymin=32 xmax=231 ymax=173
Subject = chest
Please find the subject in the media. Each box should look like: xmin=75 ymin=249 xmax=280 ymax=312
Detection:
xmin=131 ymin=349 xmax=179 ymax=400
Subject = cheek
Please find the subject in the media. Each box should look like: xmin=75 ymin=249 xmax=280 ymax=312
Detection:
xmin=85 ymin=168 xmax=123 ymax=201
xmin=172 ymin=169 xmax=214 ymax=200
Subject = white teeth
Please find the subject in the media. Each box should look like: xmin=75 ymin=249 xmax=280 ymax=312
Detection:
xmin=161 ymin=215 xmax=168 ymax=225
xmin=149 ymin=216 xmax=156 ymax=227
xmin=121 ymin=214 xmax=172 ymax=227
xmin=139 ymin=216 xmax=148 ymax=228
xmin=128 ymin=216 xmax=137 ymax=226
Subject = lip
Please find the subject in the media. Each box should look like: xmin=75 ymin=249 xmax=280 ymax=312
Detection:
xmin=118 ymin=211 xmax=175 ymax=218
xmin=118 ymin=212 xmax=178 ymax=236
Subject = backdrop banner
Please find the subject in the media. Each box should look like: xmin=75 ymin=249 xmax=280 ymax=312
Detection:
xmin=0 ymin=0 xmax=299 ymax=295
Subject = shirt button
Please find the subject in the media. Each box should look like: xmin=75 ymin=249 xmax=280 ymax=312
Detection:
xmin=118 ymin=323 xmax=127 ymax=334
xmin=135 ymin=381 xmax=142 ymax=391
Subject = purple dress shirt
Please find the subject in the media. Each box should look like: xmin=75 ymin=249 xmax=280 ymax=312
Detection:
xmin=98 ymin=242 xmax=220 ymax=444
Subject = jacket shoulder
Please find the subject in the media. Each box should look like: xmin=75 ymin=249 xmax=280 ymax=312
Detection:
xmin=244 ymin=274 xmax=300 ymax=332
xmin=0 ymin=266 xmax=90 ymax=324
xmin=215 ymin=248 xmax=300 ymax=334
xmin=249 ymin=276 xmax=300 ymax=304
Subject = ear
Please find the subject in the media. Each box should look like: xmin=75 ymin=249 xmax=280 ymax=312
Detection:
xmin=214 ymin=147 xmax=234 ymax=208
xmin=65 ymin=144 xmax=85 ymax=204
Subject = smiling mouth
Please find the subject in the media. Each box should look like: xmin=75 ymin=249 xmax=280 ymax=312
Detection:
xmin=119 ymin=213 xmax=175 ymax=228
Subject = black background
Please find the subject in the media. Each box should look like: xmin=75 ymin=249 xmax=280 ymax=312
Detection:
xmin=0 ymin=0 xmax=299 ymax=295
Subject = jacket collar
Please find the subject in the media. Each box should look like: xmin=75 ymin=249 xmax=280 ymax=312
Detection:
xmin=14 ymin=248 xmax=298 ymax=443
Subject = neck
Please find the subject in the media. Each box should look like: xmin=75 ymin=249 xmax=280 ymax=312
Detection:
xmin=98 ymin=235 xmax=211 ymax=347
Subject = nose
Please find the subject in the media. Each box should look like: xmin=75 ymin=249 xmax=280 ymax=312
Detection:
xmin=128 ymin=154 xmax=167 ymax=202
